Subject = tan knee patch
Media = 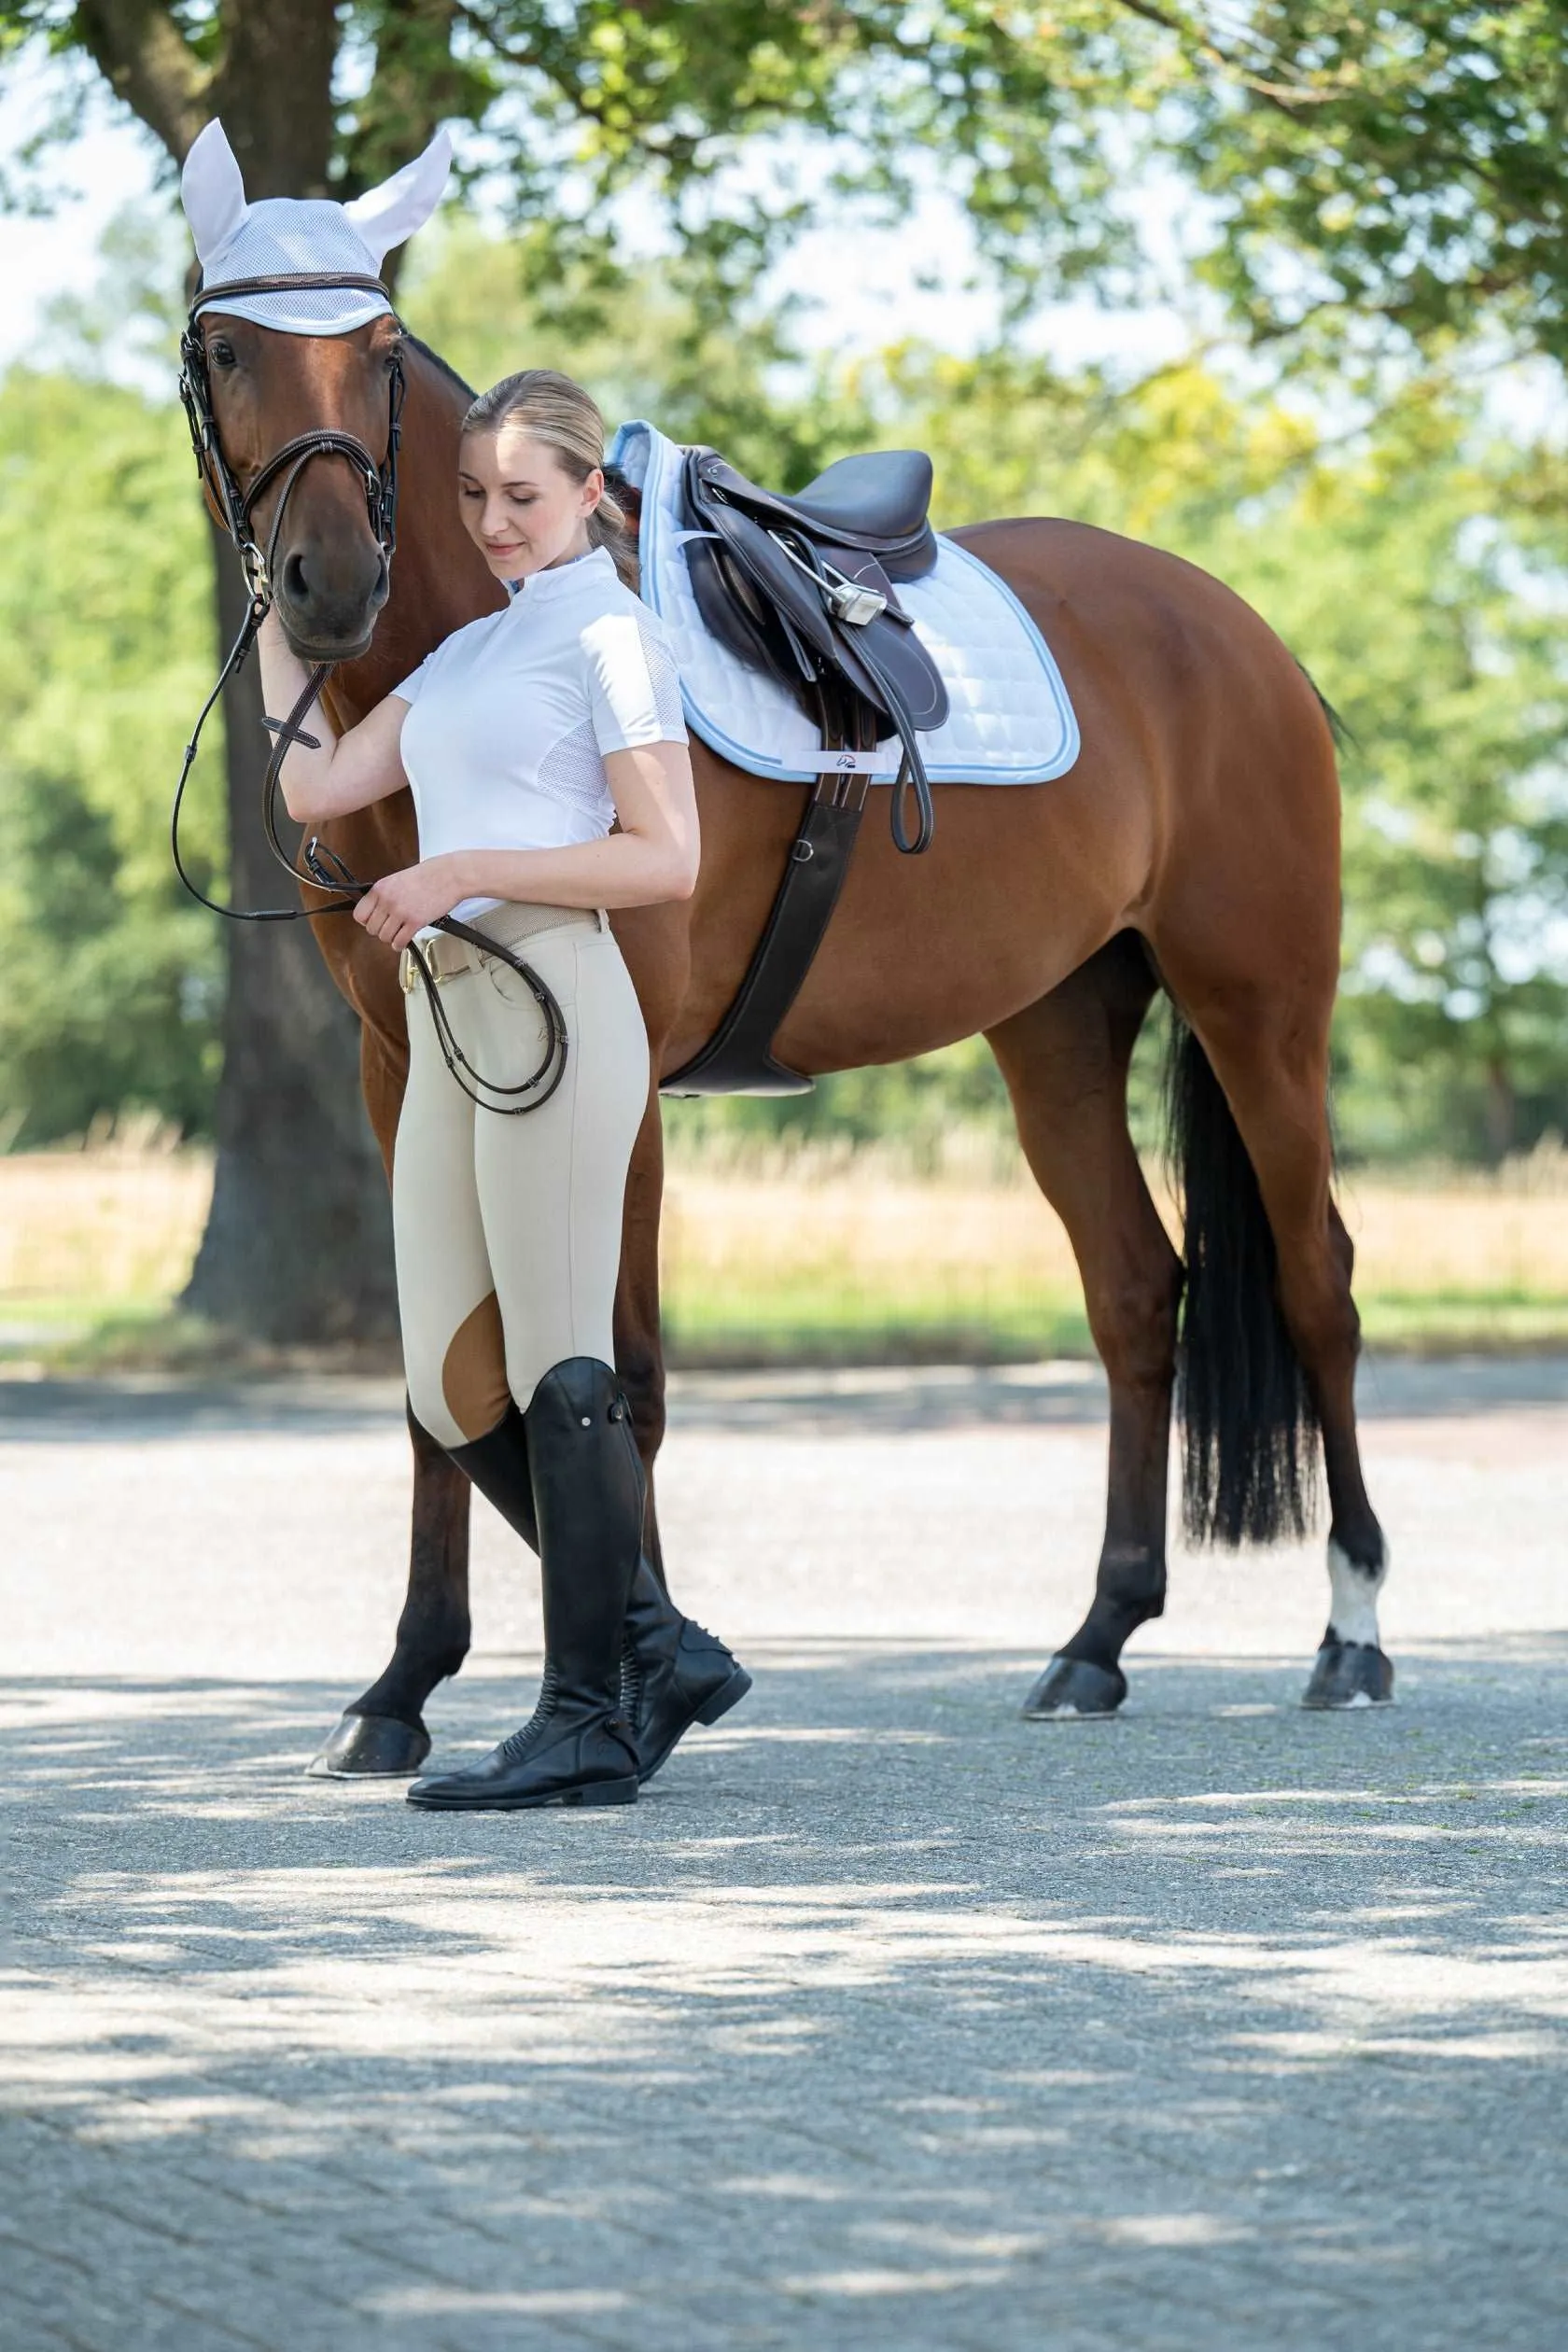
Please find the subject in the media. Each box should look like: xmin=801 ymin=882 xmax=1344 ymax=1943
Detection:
xmin=441 ymin=1291 xmax=511 ymax=1441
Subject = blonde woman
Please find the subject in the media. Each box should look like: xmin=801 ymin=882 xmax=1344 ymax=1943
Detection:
xmin=261 ymin=369 xmax=749 ymax=1811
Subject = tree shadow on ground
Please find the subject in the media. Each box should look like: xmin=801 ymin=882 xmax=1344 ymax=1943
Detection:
xmin=8 ymin=1351 xmax=1568 ymax=1450
xmin=0 ymin=1646 xmax=1565 ymax=2352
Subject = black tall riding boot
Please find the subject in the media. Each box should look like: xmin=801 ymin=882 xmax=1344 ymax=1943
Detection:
xmin=441 ymin=1402 xmax=751 ymax=1788
xmin=408 ymin=1359 xmax=642 ymax=1811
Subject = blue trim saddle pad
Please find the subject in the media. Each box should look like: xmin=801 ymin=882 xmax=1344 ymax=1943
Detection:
xmin=608 ymin=421 xmax=1081 ymax=788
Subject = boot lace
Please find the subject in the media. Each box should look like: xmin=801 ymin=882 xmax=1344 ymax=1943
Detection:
xmin=497 ymin=1662 xmax=559 ymax=1762
xmin=619 ymin=1635 xmax=645 ymax=1734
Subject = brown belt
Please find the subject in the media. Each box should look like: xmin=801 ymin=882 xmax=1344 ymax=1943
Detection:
xmin=399 ymin=903 xmax=600 ymax=993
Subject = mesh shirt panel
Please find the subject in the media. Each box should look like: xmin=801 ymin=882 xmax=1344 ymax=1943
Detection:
xmin=536 ymin=720 xmax=617 ymax=828
xmin=637 ymin=615 xmax=687 ymax=738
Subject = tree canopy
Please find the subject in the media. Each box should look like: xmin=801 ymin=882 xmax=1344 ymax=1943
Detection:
xmin=5 ymin=3 xmax=1567 ymax=367
xmin=1164 ymin=4 xmax=1568 ymax=371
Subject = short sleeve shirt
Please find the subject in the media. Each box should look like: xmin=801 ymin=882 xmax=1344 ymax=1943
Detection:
xmin=394 ymin=544 xmax=687 ymax=921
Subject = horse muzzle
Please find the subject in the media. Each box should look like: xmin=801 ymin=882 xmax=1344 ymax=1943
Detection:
xmin=273 ymin=550 xmax=387 ymax=664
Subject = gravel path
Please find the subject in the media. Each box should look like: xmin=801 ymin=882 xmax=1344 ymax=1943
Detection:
xmin=1 ymin=1359 xmax=1565 ymax=2349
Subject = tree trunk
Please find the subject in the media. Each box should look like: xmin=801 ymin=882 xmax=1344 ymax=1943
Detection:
xmin=1483 ymin=1053 xmax=1517 ymax=1165
xmin=181 ymin=525 xmax=398 ymax=1345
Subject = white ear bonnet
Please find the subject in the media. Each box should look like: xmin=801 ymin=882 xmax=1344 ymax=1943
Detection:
xmin=181 ymin=119 xmax=452 ymax=335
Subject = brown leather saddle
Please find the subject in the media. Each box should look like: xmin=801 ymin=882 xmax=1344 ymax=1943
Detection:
xmin=650 ymin=446 xmax=950 ymax=1096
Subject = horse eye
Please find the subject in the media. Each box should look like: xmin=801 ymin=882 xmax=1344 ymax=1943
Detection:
xmin=209 ymin=339 xmax=237 ymax=370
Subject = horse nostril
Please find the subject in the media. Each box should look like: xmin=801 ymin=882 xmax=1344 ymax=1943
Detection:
xmin=281 ymin=548 xmax=312 ymax=608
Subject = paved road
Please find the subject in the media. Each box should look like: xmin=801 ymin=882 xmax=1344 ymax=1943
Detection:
xmin=1 ymin=1361 xmax=1566 ymax=2349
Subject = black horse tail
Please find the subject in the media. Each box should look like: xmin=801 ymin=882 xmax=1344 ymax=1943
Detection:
xmin=1164 ymin=1014 xmax=1321 ymax=1547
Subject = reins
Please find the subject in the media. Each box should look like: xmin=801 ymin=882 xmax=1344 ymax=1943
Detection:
xmin=172 ymin=268 xmax=568 ymax=1116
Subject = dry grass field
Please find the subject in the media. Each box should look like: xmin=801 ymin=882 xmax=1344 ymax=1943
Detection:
xmin=3 ymin=1131 xmax=1567 ymax=1363
xmin=0 ymin=1136 xmax=213 ymax=1334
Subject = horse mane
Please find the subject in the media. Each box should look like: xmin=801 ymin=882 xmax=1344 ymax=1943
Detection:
xmin=404 ymin=332 xmax=474 ymax=401
xmin=1295 ymin=658 xmax=1357 ymax=756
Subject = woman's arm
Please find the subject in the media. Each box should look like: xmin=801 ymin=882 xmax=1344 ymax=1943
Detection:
xmin=353 ymin=738 xmax=699 ymax=952
xmin=257 ymin=608 xmax=413 ymax=825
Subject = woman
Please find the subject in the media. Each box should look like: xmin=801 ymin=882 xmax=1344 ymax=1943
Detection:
xmin=263 ymin=368 xmax=735 ymax=1812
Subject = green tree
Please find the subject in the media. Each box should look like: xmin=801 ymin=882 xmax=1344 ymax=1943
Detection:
xmin=0 ymin=356 xmax=223 ymax=1144
xmin=1153 ymin=3 xmax=1568 ymax=370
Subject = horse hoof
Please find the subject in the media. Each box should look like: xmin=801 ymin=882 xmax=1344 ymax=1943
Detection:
xmin=1301 ymin=1641 xmax=1395 ymax=1711
xmin=1021 ymin=1655 xmax=1127 ymax=1720
xmin=308 ymin=1712 xmax=432 ymax=1778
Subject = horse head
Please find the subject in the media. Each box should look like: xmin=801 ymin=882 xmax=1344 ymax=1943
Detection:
xmin=189 ymin=309 xmax=406 ymax=660
xmin=179 ymin=118 xmax=451 ymax=662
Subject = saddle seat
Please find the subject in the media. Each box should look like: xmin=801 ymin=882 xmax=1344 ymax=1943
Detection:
xmin=746 ymin=450 xmax=934 ymax=549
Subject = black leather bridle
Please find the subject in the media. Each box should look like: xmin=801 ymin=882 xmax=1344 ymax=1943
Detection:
xmin=179 ymin=270 xmax=404 ymax=609
xmin=172 ymin=267 xmax=567 ymax=1115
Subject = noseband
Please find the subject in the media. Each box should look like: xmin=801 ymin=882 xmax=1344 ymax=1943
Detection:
xmin=172 ymin=268 xmax=567 ymax=1115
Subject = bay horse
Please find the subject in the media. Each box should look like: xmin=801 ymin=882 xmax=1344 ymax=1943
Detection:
xmin=188 ymin=309 xmax=1392 ymax=1763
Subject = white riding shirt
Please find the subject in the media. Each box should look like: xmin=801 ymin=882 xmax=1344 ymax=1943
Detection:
xmin=393 ymin=543 xmax=687 ymax=923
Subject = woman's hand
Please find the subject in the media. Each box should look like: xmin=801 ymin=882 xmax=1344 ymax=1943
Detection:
xmin=353 ymin=856 xmax=465 ymax=953
xmin=258 ymin=617 xmax=413 ymax=827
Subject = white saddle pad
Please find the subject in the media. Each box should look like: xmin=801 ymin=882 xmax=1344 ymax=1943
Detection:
xmin=608 ymin=421 xmax=1080 ymax=788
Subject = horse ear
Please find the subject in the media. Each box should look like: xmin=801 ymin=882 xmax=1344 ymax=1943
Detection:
xmin=181 ymin=120 xmax=250 ymax=268
xmin=343 ymin=129 xmax=453 ymax=269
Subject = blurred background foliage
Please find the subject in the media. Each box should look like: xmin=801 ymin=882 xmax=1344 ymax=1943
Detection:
xmin=4 ymin=206 xmax=1568 ymax=1165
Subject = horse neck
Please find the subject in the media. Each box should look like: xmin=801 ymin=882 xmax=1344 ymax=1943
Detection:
xmin=334 ymin=340 xmax=502 ymax=721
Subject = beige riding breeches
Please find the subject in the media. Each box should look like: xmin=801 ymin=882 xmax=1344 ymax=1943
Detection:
xmin=392 ymin=903 xmax=650 ymax=1451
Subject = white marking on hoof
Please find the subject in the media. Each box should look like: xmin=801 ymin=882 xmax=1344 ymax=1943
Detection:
xmin=1326 ymin=1537 xmax=1387 ymax=1649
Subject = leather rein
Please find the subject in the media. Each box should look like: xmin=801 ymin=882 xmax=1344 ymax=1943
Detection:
xmin=172 ymin=268 xmax=567 ymax=1115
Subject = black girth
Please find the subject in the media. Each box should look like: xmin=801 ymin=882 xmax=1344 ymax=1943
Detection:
xmin=172 ymin=268 xmax=567 ymax=1116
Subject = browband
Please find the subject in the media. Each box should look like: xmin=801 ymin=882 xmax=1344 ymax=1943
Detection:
xmin=193 ymin=272 xmax=393 ymax=308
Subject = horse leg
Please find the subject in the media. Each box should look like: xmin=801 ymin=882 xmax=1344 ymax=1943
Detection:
xmin=311 ymin=1406 xmax=474 ymax=1775
xmin=614 ymin=1093 xmax=672 ymax=1581
xmin=1165 ymin=966 xmax=1392 ymax=1709
xmin=612 ymin=1090 xmax=753 ymax=1777
xmin=312 ymin=1016 xmax=474 ymax=1778
xmin=986 ymin=935 xmax=1183 ymax=1719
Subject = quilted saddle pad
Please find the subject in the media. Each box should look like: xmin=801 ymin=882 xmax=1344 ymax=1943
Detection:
xmin=608 ymin=421 xmax=1080 ymax=788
